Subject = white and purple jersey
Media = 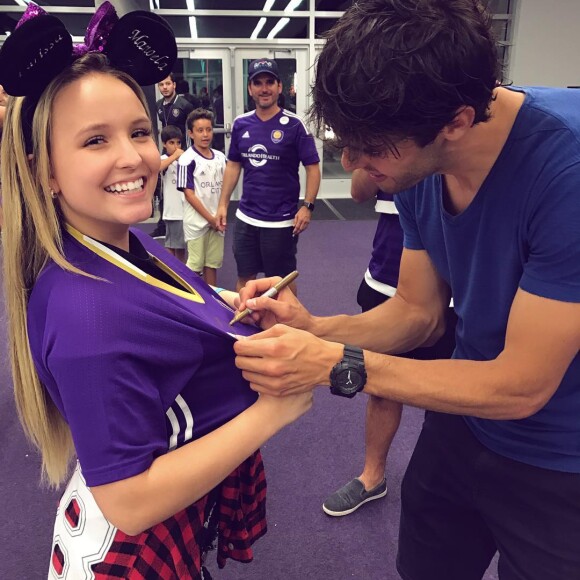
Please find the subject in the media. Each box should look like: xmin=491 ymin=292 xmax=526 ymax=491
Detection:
xmin=177 ymin=146 xmax=226 ymax=241
xmin=365 ymin=191 xmax=404 ymax=297
xmin=228 ymin=109 xmax=320 ymax=224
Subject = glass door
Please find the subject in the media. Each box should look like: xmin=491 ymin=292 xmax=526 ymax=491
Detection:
xmin=166 ymin=48 xmax=232 ymax=154
xmin=314 ymin=45 xmax=350 ymax=197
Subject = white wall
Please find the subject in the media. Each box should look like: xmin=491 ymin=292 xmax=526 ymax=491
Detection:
xmin=509 ymin=0 xmax=580 ymax=87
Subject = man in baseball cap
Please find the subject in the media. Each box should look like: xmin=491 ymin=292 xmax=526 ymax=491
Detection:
xmin=216 ymin=56 xmax=321 ymax=294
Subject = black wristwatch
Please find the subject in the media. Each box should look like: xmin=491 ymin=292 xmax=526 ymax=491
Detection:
xmin=303 ymin=201 xmax=315 ymax=212
xmin=330 ymin=345 xmax=367 ymax=398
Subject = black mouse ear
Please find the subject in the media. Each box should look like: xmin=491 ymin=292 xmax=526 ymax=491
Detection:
xmin=0 ymin=15 xmax=73 ymax=97
xmin=104 ymin=11 xmax=177 ymax=86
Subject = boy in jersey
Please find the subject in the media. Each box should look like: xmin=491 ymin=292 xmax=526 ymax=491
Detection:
xmin=159 ymin=126 xmax=186 ymax=262
xmin=178 ymin=108 xmax=227 ymax=285
xmin=215 ymin=58 xmax=321 ymax=293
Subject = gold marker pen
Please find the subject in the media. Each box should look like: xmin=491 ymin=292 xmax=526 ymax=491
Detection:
xmin=229 ymin=270 xmax=299 ymax=326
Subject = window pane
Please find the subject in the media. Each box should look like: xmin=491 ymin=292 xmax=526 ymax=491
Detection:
xmin=487 ymin=0 xmax=512 ymax=14
xmin=315 ymin=18 xmax=338 ymax=38
xmin=492 ymin=18 xmax=509 ymax=42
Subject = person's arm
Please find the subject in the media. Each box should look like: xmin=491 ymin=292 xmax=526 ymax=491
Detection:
xmin=235 ymin=246 xmax=449 ymax=353
xmin=91 ymin=392 xmax=312 ymax=535
xmin=234 ymin=287 xmax=579 ymax=422
xmin=350 ymin=168 xmax=380 ymax=203
xmin=216 ymin=160 xmax=242 ymax=232
xmin=159 ymin=149 xmax=184 ymax=172
xmin=184 ymin=187 xmax=218 ymax=229
xmin=293 ymin=163 xmax=321 ymax=235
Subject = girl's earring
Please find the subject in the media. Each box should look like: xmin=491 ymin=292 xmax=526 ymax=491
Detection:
xmin=50 ymin=189 xmax=58 ymax=199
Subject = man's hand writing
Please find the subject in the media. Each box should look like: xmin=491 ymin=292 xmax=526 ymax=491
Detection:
xmin=236 ymin=277 xmax=313 ymax=330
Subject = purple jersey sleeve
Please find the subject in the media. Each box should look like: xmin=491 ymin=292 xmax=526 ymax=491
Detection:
xmin=296 ymin=124 xmax=320 ymax=166
xmin=227 ymin=118 xmax=242 ymax=162
xmin=176 ymin=158 xmax=196 ymax=192
xmin=185 ymin=158 xmax=197 ymax=191
xmin=29 ymin=273 xmax=172 ymax=486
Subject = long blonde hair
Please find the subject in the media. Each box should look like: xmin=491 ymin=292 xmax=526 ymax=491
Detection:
xmin=1 ymin=53 xmax=152 ymax=487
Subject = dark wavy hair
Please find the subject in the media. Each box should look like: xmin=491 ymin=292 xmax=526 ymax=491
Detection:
xmin=310 ymin=0 xmax=502 ymax=155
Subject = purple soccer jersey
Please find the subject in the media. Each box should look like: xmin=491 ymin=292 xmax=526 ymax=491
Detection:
xmin=27 ymin=226 xmax=259 ymax=487
xmin=227 ymin=109 xmax=320 ymax=222
xmin=367 ymin=191 xmax=404 ymax=293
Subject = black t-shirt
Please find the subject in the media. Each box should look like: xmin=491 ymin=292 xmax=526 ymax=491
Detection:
xmin=156 ymin=95 xmax=194 ymax=137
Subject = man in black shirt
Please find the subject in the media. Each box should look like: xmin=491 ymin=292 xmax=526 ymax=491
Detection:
xmin=156 ymin=73 xmax=194 ymax=142
xmin=153 ymin=74 xmax=194 ymax=237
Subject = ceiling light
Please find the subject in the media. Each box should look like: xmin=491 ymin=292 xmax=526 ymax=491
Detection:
xmin=189 ymin=16 xmax=198 ymax=39
xmin=267 ymin=17 xmax=289 ymax=39
xmin=251 ymin=17 xmax=267 ymax=40
xmin=285 ymin=0 xmax=304 ymax=12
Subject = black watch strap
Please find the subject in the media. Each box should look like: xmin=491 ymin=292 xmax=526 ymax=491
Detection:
xmin=329 ymin=344 xmax=367 ymax=398
xmin=303 ymin=201 xmax=315 ymax=212
xmin=344 ymin=344 xmax=364 ymax=364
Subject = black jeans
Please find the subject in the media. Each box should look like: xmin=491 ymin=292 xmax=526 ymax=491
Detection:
xmin=397 ymin=412 xmax=580 ymax=580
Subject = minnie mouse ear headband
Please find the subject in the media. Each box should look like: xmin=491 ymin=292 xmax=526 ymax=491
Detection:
xmin=0 ymin=2 xmax=177 ymax=150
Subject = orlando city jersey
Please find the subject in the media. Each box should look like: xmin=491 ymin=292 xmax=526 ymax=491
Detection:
xmin=228 ymin=109 xmax=319 ymax=222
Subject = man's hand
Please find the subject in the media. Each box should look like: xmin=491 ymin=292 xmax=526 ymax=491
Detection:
xmin=234 ymin=325 xmax=343 ymax=396
xmin=236 ymin=277 xmax=314 ymax=330
xmin=216 ymin=205 xmax=227 ymax=232
xmin=292 ymin=205 xmax=312 ymax=236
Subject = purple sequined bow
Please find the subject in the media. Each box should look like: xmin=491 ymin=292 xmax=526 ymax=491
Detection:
xmin=16 ymin=1 xmax=118 ymax=57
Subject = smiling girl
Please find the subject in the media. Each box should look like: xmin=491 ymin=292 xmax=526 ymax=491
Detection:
xmin=0 ymin=16 xmax=311 ymax=580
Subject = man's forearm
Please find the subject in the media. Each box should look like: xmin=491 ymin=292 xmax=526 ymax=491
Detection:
xmin=218 ymin=163 xmax=241 ymax=209
xmin=361 ymin=352 xmax=547 ymax=420
xmin=304 ymin=164 xmax=321 ymax=204
xmin=308 ymin=295 xmax=443 ymax=354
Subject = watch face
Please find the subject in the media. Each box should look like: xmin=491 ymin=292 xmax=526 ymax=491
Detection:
xmin=335 ymin=368 xmax=363 ymax=395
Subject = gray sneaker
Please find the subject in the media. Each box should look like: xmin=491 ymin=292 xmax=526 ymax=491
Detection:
xmin=322 ymin=477 xmax=387 ymax=517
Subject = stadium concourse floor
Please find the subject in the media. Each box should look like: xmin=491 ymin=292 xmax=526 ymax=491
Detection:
xmin=0 ymin=198 xmax=499 ymax=579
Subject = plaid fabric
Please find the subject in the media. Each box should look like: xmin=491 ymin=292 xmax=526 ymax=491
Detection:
xmin=91 ymin=450 xmax=266 ymax=579
xmin=217 ymin=448 xmax=268 ymax=568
